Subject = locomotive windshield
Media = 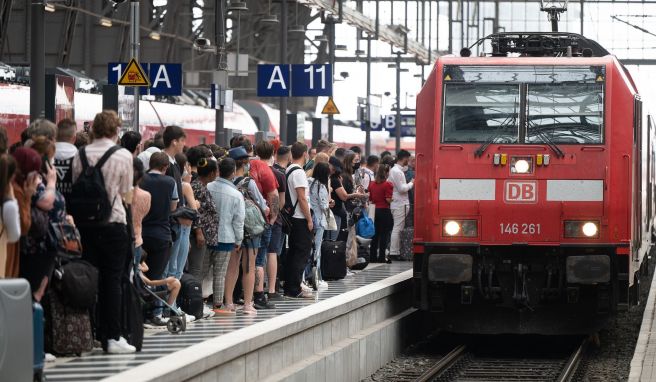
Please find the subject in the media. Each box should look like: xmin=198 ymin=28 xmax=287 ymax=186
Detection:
xmin=441 ymin=65 xmax=605 ymax=144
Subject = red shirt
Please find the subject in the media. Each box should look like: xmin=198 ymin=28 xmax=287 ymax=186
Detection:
xmin=249 ymin=159 xmax=278 ymax=196
xmin=369 ymin=181 xmax=393 ymax=209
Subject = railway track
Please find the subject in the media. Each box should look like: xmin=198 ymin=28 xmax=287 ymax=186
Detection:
xmin=413 ymin=339 xmax=586 ymax=382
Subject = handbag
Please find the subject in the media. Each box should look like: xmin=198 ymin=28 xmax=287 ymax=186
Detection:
xmin=326 ymin=209 xmax=337 ymax=231
xmin=367 ymin=203 xmax=376 ymax=221
xmin=170 ymin=206 xmax=198 ymax=222
xmin=49 ymin=221 xmax=83 ymax=259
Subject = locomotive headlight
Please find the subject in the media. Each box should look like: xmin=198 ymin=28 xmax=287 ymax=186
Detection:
xmin=513 ymin=159 xmax=530 ymax=174
xmin=564 ymin=220 xmax=600 ymax=238
xmin=444 ymin=221 xmax=461 ymax=236
xmin=582 ymin=222 xmax=598 ymax=237
xmin=442 ymin=220 xmax=478 ymax=237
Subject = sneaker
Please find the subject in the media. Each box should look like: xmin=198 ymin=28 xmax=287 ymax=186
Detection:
xmin=346 ymin=269 xmax=355 ymax=277
xmin=203 ymin=305 xmax=216 ymax=319
xmin=316 ymin=280 xmax=329 ymax=290
xmin=242 ymin=302 xmax=258 ymax=315
xmin=107 ymin=337 xmax=136 ymax=354
xmin=44 ymin=353 xmax=56 ymax=363
xmin=285 ymin=290 xmax=315 ymax=299
xmin=213 ymin=304 xmax=237 ymax=315
xmin=301 ymin=282 xmax=313 ymax=293
xmin=183 ymin=313 xmax=195 ymax=323
xmin=148 ymin=316 xmax=169 ymax=327
xmin=254 ymin=294 xmax=276 ymax=310
xmin=267 ymin=292 xmax=283 ymax=300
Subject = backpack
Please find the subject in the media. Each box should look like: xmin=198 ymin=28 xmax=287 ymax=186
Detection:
xmin=280 ymin=167 xmax=302 ymax=234
xmin=68 ymin=146 xmax=122 ymax=226
xmin=234 ymin=177 xmax=267 ymax=238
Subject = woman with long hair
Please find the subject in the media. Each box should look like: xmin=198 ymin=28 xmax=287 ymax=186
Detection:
xmin=306 ymin=152 xmax=329 ymax=177
xmin=308 ymin=161 xmax=330 ymax=289
xmin=368 ymin=164 xmax=394 ymax=263
xmin=0 ymin=154 xmax=21 ymax=277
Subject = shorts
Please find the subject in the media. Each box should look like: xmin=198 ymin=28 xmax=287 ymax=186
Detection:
xmin=268 ymin=224 xmax=284 ymax=255
xmin=242 ymin=234 xmax=262 ymax=250
xmin=256 ymin=225 xmax=273 ymax=267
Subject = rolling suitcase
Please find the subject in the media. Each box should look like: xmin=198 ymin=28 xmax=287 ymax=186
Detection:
xmin=121 ymin=275 xmax=144 ymax=351
xmin=44 ymin=288 xmax=94 ymax=356
xmin=0 ymin=279 xmax=34 ymax=382
xmin=33 ymin=302 xmax=45 ymax=382
xmin=178 ymin=273 xmax=203 ymax=320
xmin=321 ymin=240 xmax=347 ymax=280
xmin=399 ymin=206 xmax=414 ymax=261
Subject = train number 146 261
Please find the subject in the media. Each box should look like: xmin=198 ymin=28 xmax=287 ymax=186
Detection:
xmin=500 ymin=223 xmax=541 ymax=235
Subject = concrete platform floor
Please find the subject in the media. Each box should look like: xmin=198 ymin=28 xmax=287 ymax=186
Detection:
xmin=44 ymin=262 xmax=412 ymax=382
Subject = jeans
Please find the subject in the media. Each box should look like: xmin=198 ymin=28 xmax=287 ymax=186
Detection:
xmin=256 ymin=225 xmax=273 ymax=267
xmin=187 ymin=233 xmax=206 ymax=282
xmin=390 ymin=207 xmax=409 ymax=257
xmin=167 ymin=224 xmax=191 ymax=279
xmin=370 ymin=208 xmax=393 ymax=262
xmin=284 ymin=218 xmax=313 ymax=296
xmin=79 ymin=224 xmax=129 ymax=342
xmin=305 ymin=226 xmax=325 ymax=281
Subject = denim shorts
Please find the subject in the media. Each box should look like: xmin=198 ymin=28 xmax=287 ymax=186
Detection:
xmin=256 ymin=225 xmax=273 ymax=267
xmin=242 ymin=234 xmax=262 ymax=249
xmin=268 ymin=223 xmax=284 ymax=255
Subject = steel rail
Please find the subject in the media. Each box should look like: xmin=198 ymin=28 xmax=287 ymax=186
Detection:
xmin=414 ymin=345 xmax=467 ymax=382
xmin=557 ymin=339 xmax=587 ymax=382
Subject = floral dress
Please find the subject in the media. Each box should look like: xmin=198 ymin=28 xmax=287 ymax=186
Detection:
xmin=191 ymin=178 xmax=219 ymax=247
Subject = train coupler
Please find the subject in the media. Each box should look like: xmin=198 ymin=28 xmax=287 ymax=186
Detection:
xmin=461 ymin=286 xmax=474 ymax=304
xmin=567 ymin=287 xmax=580 ymax=304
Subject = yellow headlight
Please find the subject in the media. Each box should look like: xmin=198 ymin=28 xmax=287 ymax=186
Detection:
xmin=444 ymin=221 xmax=461 ymax=236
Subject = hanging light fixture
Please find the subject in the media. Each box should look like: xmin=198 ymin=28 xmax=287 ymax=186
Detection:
xmin=99 ymin=17 xmax=113 ymax=27
xmin=262 ymin=0 xmax=278 ymax=23
xmin=288 ymin=1 xmax=305 ymax=34
xmin=227 ymin=1 xmax=248 ymax=12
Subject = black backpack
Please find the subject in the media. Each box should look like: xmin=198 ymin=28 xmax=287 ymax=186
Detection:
xmin=68 ymin=146 xmax=121 ymax=226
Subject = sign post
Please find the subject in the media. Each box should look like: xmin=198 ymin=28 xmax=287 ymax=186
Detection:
xmin=130 ymin=0 xmax=140 ymax=132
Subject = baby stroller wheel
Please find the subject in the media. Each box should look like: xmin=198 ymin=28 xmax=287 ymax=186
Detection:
xmin=167 ymin=315 xmax=186 ymax=334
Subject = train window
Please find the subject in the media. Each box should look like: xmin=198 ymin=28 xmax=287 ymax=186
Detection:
xmin=525 ymin=83 xmax=604 ymax=144
xmin=442 ymin=83 xmax=520 ymax=143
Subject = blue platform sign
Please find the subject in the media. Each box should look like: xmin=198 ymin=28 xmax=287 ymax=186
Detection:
xmin=257 ymin=65 xmax=290 ymax=97
xmin=291 ymin=64 xmax=332 ymax=97
xmin=107 ymin=62 xmax=182 ymax=96
xmin=361 ymin=114 xmax=416 ymax=137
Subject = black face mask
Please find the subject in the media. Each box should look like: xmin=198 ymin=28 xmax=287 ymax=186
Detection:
xmin=353 ymin=162 xmax=361 ymax=170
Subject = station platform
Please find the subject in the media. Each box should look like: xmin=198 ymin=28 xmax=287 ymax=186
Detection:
xmin=630 ymin=267 xmax=656 ymax=381
xmin=44 ymin=262 xmax=415 ymax=382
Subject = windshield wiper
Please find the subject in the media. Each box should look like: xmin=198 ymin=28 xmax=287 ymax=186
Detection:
xmin=529 ymin=123 xmax=565 ymax=158
xmin=474 ymin=99 xmax=517 ymax=158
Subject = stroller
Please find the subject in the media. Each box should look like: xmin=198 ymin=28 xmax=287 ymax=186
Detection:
xmin=133 ymin=262 xmax=187 ymax=334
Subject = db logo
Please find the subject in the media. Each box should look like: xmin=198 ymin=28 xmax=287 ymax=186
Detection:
xmin=504 ymin=181 xmax=537 ymax=203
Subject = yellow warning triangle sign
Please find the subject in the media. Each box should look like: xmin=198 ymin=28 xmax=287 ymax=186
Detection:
xmin=321 ymin=97 xmax=340 ymax=115
xmin=118 ymin=58 xmax=150 ymax=87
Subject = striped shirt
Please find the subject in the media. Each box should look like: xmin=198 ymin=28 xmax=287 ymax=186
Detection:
xmin=72 ymin=137 xmax=134 ymax=225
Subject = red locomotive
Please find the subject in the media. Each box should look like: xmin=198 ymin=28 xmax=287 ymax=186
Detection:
xmin=413 ymin=31 xmax=654 ymax=334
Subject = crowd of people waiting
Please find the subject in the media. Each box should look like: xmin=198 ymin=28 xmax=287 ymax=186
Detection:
xmin=0 ymin=110 xmax=416 ymax=359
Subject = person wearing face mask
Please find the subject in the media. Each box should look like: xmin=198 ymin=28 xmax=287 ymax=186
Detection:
xmin=388 ymin=150 xmax=414 ymax=261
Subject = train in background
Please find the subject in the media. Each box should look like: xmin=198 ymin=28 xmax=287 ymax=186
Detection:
xmin=0 ymin=83 xmax=395 ymax=151
xmin=413 ymin=31 xmax=654 ymax=334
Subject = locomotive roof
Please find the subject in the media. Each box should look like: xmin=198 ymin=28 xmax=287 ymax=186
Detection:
xmin=467 ymin=32 xmax=610 ymax=58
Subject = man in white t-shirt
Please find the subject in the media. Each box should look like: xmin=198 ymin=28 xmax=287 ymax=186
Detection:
xmin=284 ymin=142 xmax=314 ymax=299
